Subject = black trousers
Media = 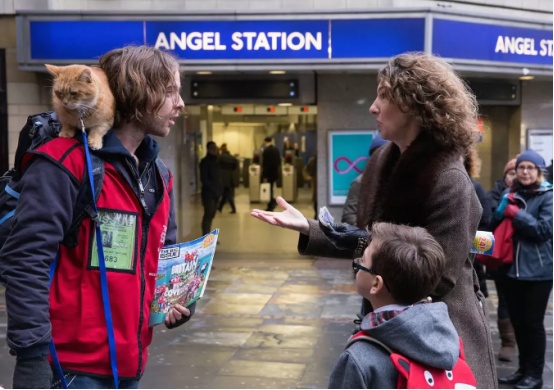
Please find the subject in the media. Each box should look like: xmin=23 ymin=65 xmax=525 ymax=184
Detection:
xmin=266 ymin=180 xmax=277 ymax=211
xmin=201 ymin=196 xmax=218 ymax=236
xmin=504 ymin=278 xmax=553 ymax=378
xmin=218 ymin=186 xmax=236 ymax=212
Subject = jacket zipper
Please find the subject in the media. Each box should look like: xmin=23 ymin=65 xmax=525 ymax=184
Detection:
xmin=126 ymin=160 xmax=169 ymax=378
xmin=516 ymin=242 xmax=519 ymax=278
xmin=136 ymin=214 xmax=149 ymax=377
xmin=535 ymin=244 xmax=544 ymax=267
xmin=124 ymin=159 xmax=149 ymax=378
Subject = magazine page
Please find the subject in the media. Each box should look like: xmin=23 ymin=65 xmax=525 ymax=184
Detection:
xmin=149 ymin=229 xmax=219 ymax=327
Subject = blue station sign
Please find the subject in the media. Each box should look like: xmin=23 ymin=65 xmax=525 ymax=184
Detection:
xmin=25 ymin=17 xmax=552 ymax=67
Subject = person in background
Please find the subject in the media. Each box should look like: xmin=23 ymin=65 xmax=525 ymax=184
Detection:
xmin=463 ymin=147 xmax=491 ymax=297
xmin=341 ymin=133 xmax=388 ymax=225
xmin=303 ymin=155 xmax=317 ymax=219
xmin=486 ymin=157 xmax=517 ymax=363
xmin=545 ymin=159 xmax=553 ymax=184
xmin=495 ymin=150 xmax=552 ymax=390
xmin=251 ymin=52 xmax=497 ymax=388
xmin=217 ymin=143 xmax=238 ymax=214
xmin=261 ymin=136 xmax=281 ymax=211
xmin=200 ymin=141 xmax=222 ymax=235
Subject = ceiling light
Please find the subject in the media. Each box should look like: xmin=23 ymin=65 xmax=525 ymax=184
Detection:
xmin=519 ymin=75 xmax=534 ymax=80
xmin=196 ymin=71 xmax=212 ymax=75
xmin=269 ymin=70 xmax=286 ymax=74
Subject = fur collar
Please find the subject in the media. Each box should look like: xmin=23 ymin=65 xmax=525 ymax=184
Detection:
xmin=358 ymin=131 xmax=460 ymax=228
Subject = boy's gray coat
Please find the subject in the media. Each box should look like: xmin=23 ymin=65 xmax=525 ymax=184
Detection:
xmin=298 ymin=132 xmax=497 ymax=388
xmin=329 ymin=303 xmax=462 ymax=389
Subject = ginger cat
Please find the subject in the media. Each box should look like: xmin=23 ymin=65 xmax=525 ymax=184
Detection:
xmin=45 ymin=64 xmax=115 ymax=150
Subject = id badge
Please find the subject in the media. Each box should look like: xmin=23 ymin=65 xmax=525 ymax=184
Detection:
xmin=89 ymin=209 xmax=139 ymax=272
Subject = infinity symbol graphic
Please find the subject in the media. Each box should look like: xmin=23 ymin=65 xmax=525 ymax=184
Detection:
xmin=334 ymin=156 xmax=368 ymax=175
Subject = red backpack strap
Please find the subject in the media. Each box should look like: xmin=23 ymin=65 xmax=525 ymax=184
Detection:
xmin=346 ymin=330 xmax=393 ymax=354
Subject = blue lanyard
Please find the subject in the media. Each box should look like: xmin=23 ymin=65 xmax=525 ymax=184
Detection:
xmin=49 ymin=129 xmax=119 ymax=388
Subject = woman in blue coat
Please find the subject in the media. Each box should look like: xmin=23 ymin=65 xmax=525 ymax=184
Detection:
xmin=495 ymin=150 xmax=553 ymax=390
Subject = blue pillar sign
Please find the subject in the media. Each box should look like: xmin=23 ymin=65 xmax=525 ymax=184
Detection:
xmin=432 ymin=19 xmax=553 ymax=65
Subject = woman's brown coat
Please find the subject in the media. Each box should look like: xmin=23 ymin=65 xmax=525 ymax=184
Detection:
xmin=298 ymin=132 xmax=497 ymax=388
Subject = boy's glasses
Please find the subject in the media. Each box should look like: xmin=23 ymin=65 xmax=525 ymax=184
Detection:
xmin=352 ymin=258 xmax=390 ymax=291
xmin=352 ymin=258 xmax=377 ymax=275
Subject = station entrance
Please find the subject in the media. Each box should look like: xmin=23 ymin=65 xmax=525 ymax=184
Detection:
xmin=185 ymin=104 xmax=318 ymax=206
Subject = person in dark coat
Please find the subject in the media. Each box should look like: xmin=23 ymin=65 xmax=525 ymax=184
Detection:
xmin=251 ymin=52 xmax=497 ymax=388
xmin=217 ymin=143 xmax=239 ymax=214
xmin=261 ymin=136 xmax=281 ymax=211
xmin=200 ymin=141 xmax=222 ymax=235
xmin=463 ymin=147 xmax=491 ymax=297
xmin=486 ymin=157 xmax=518 ymax=363
xmin=495 ymin=150 xmax=553 ymax=390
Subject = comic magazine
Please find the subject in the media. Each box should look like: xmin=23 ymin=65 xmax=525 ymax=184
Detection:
xmin=149 ymin=229 xmax=219 ymax=327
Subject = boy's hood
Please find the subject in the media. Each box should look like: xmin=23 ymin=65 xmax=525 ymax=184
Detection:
xmin=362 ymin=302 xmax=459 ymax=370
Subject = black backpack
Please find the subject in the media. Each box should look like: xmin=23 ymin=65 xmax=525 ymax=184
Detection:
xmin=0 ymin=112 xmax=105 ymax=250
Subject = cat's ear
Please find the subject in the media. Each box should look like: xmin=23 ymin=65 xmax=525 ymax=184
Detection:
xmin=79 ymin=68 xmax=92 ymax=83
xmin=45 ymin=64 xmax=60 ymax=78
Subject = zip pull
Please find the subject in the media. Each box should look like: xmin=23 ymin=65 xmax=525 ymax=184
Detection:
xmin=138 ymin=177 xmax=148 ymax=210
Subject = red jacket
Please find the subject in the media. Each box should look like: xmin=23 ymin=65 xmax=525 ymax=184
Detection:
xmin=37 ymin=137 xmax=172 ymax=378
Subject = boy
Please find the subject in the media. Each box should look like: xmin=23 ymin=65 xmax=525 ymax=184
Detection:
xmin=328 ymin=222 xmax=463 ymax=388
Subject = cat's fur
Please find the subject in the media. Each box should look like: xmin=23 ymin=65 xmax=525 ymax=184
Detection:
xmin=46 ymin=64 xmax=115 ymax=150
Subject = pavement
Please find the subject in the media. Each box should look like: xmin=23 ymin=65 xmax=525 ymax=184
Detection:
xmin=0 ymin=186 xmax=552 ymax=388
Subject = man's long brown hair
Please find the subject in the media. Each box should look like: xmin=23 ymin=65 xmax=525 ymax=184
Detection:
xmin=99 ymin=45 xmax=180 ymax=126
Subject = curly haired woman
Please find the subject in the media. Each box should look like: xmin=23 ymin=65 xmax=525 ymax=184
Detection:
xmin=251 ymin=52 xmax=497 ymax=388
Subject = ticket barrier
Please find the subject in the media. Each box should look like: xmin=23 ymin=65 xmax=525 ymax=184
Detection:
xmin=249 ymin=164 xmax=261 ymax=202
xmin=281 ymin=164 xmax=297 ymax=202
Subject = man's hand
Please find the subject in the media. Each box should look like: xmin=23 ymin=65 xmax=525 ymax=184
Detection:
xmin=165 ymin=302 xmax=196 ymax=329
xmin=320 ymin=222 xmax=370 ymax=257
xmin=13 ymin=356 xmax=52 ymax=389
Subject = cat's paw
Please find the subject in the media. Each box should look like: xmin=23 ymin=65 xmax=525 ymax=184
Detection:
xmin=59 ymin=128 xmax=76 ymax=138
xmin=88 ymin=137 xmax=103 ymax=150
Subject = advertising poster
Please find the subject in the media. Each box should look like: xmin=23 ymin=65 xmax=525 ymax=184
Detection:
xmin=328 ymin=130 xmax=375 ymax=205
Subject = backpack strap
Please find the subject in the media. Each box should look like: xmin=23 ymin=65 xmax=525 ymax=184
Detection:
xmin=62 ymin=154 xmax=104 ymax=247
xmin=346 ymin=330 xmax=393 ymax=354
xmin=155 ymin=157 xmax=171 ymax=190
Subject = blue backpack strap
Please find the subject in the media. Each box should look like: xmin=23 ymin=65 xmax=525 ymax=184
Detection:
xmin=82 ymin=131 xmax=119 ymax=388
xmin=48 ymin=256 xmax=68 ymax=389
xmin=50 ymin=137 xmax=117 ymax=389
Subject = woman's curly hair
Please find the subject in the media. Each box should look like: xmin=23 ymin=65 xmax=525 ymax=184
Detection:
xmin=378 ymin=52 xmax=479 ymax=155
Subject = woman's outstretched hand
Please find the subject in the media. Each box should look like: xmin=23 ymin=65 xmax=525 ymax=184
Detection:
xmin=250 ymin=196 xmax=310 ymax=235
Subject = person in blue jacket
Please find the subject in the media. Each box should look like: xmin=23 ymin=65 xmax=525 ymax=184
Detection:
xmin=495 ymin=150 xmax=553 ymax=390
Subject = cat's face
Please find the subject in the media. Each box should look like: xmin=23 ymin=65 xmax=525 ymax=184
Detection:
xmin=46 ymin=64 xmax=99 ymax=111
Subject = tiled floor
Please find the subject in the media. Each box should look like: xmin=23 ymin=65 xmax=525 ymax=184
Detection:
xmin=0 ymin=186 xmax=552 ymax=389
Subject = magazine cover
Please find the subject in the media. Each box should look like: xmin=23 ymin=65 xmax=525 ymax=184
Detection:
xmin=149 ymin=229 xmax=219 ymax=327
